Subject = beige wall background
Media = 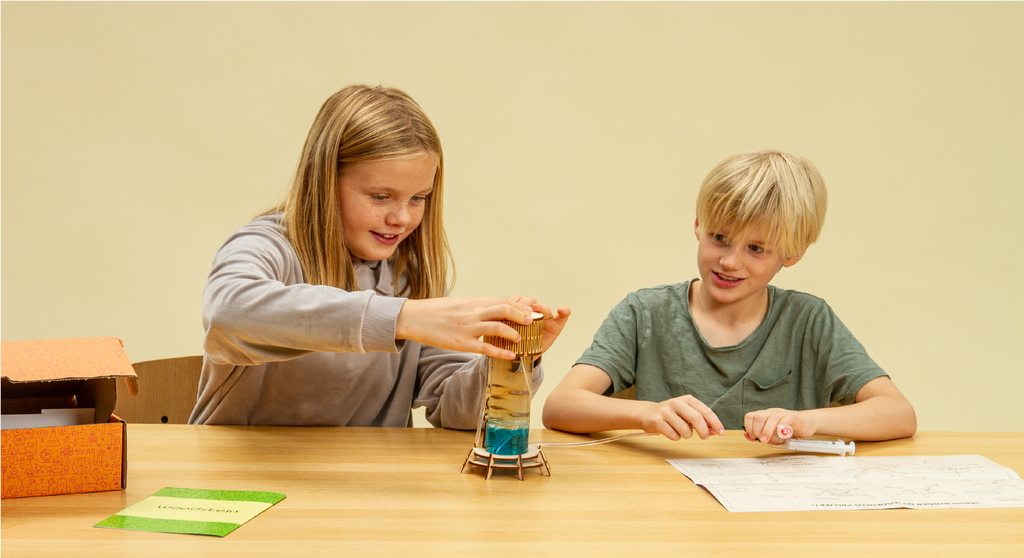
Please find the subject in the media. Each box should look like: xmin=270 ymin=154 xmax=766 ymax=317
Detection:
xmin=3 ymin=2 xmax=1021 ymax=431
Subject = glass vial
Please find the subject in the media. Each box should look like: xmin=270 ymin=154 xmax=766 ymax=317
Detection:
xmin=484 ymin=354 xmax=534 ymax=455
xmin=482 ymin=313 xmax=544 ymax=456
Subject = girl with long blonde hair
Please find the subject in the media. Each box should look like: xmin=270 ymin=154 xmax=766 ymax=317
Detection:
xmin=191 ymin=84 xmax=569 ymax=427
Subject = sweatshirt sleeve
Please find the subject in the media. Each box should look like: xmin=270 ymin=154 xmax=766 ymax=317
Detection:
xmin=412 ymin=346 xmax=544 ymax=430
xmin=202 ymin=217 xmax=405 ymax=367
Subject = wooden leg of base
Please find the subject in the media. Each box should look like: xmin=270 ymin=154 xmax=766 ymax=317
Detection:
xmin=485 ymin=454 xmax=496 ymax=480
xmin=538 ymin=448 xmax=550 ymax=476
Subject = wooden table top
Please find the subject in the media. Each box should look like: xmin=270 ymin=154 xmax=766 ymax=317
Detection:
xmin=3 ymin=426 xmax=1022 ymax=557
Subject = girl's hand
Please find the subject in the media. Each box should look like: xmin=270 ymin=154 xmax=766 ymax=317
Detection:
xmin=638 ymin=395 xmax=725 ymax=441
xmin=743 ymin=408 xmax=816 ymax=444
xmin=396 ymin=297 xmax=537 ymax=359
xmin=506 ymin=294 xmax=571 ymax=354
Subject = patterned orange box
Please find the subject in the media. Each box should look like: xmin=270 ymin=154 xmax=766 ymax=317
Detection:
xmin=1 ymin=337 xmax=136 ymax=499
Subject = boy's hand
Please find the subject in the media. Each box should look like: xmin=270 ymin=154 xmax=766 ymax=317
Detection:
xmin=506 ymin=294 xmax=571 ymax=354
xmin=639 ymin=395 xmax=725 ymax=441
xmin=744 ymin=408 xmax=816 ymax=444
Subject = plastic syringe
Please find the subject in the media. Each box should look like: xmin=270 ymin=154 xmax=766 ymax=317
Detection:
xmin=767 ymin=423 xmax=856 ymax=456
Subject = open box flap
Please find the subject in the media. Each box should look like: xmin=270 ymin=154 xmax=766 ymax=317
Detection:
xmin=1 ymin=337 xmax=136 ymax=382
xmin=1 ymin=337 xmax=135 ymax=423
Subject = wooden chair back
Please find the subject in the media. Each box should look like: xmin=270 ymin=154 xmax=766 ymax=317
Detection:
xmin=114 ymin=355 xmax=203 ymax=424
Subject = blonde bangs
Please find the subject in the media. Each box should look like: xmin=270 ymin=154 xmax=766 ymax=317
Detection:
xmin=696 ymin=150 xmax=827 ymax=259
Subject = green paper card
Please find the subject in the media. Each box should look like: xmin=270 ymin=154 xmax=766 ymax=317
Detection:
xmin=95 ymin=487 xmax=286 ymax=537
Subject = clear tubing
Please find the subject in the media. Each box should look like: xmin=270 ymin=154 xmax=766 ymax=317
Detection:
xmin=483 ymin=354 xmax=534 ymax=456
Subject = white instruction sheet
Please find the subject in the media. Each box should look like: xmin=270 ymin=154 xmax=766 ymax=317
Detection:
xmin=667 ymin=454 xmax=1024 ymax=512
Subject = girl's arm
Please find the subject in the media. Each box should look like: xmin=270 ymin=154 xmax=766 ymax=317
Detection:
xmin=411 ymin=349 xmax=541 ymax=430
xmin=414 ymin=299 xmax=570 ymax=429
xmin=743 ymin=376 xmax=918 ymax=443
xmin=206 ymin=217 xmax=566 ymax=366
xmin=397 ymin=296 xmax=571 ymax=360
xmin=396 ymin=297 xmax=539 ymax=360
xmin=203 ymin=219 xmax=400 ymax=366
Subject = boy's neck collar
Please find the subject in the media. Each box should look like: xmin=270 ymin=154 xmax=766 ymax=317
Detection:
xmin=689 ymin=279 xmax=771 ymax=326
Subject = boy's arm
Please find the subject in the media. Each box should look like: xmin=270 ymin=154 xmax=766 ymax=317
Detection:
xmin=743 ymin=376 xmax=917 ymax=443
xmin=542 ymin=364 xmax=724 ymax=440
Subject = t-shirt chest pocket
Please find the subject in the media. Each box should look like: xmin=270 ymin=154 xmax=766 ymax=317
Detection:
xmin=741 ymin=369 xmax=799 ymax=413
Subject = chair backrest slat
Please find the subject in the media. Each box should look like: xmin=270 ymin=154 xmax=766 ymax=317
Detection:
xmin=114 ymin=356 xmax=203 ymax=424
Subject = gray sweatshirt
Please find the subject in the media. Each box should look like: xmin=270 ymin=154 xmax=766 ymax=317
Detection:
xmin=189 ymin=214 xmax=542 ymax=427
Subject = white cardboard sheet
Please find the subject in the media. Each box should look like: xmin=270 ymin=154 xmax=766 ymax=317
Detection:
xmin=668 ymin=454 xmax=1024 ymax=512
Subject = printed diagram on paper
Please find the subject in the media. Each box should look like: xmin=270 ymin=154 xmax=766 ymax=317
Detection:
xmin=667 ymin=454 xmax=1024 ymax=512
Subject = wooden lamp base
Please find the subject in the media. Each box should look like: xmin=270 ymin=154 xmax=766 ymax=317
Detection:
xmin=461 ymin=445 xmax=551 ymax=480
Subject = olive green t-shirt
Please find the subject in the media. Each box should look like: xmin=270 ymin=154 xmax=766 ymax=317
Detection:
xmin=576 ymin=280 xmax=888 ymax=429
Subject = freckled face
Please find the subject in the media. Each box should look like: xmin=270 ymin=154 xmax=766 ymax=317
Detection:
xmin=338 ymin=155 xmax=436 ymax=262
xmin=694 ymin=220 xmax=802 ymax=308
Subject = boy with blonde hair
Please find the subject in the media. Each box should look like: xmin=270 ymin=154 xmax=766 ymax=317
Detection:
xmin=543 ymin=150 xmax=916 ymax=444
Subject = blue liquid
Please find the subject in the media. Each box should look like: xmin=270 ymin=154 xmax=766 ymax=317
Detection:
xmin=485 ymin=423 xmax=530 ymax=456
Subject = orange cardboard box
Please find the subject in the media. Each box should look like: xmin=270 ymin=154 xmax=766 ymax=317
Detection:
xmin=1 ymin=337 xmax=136 ymax=499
